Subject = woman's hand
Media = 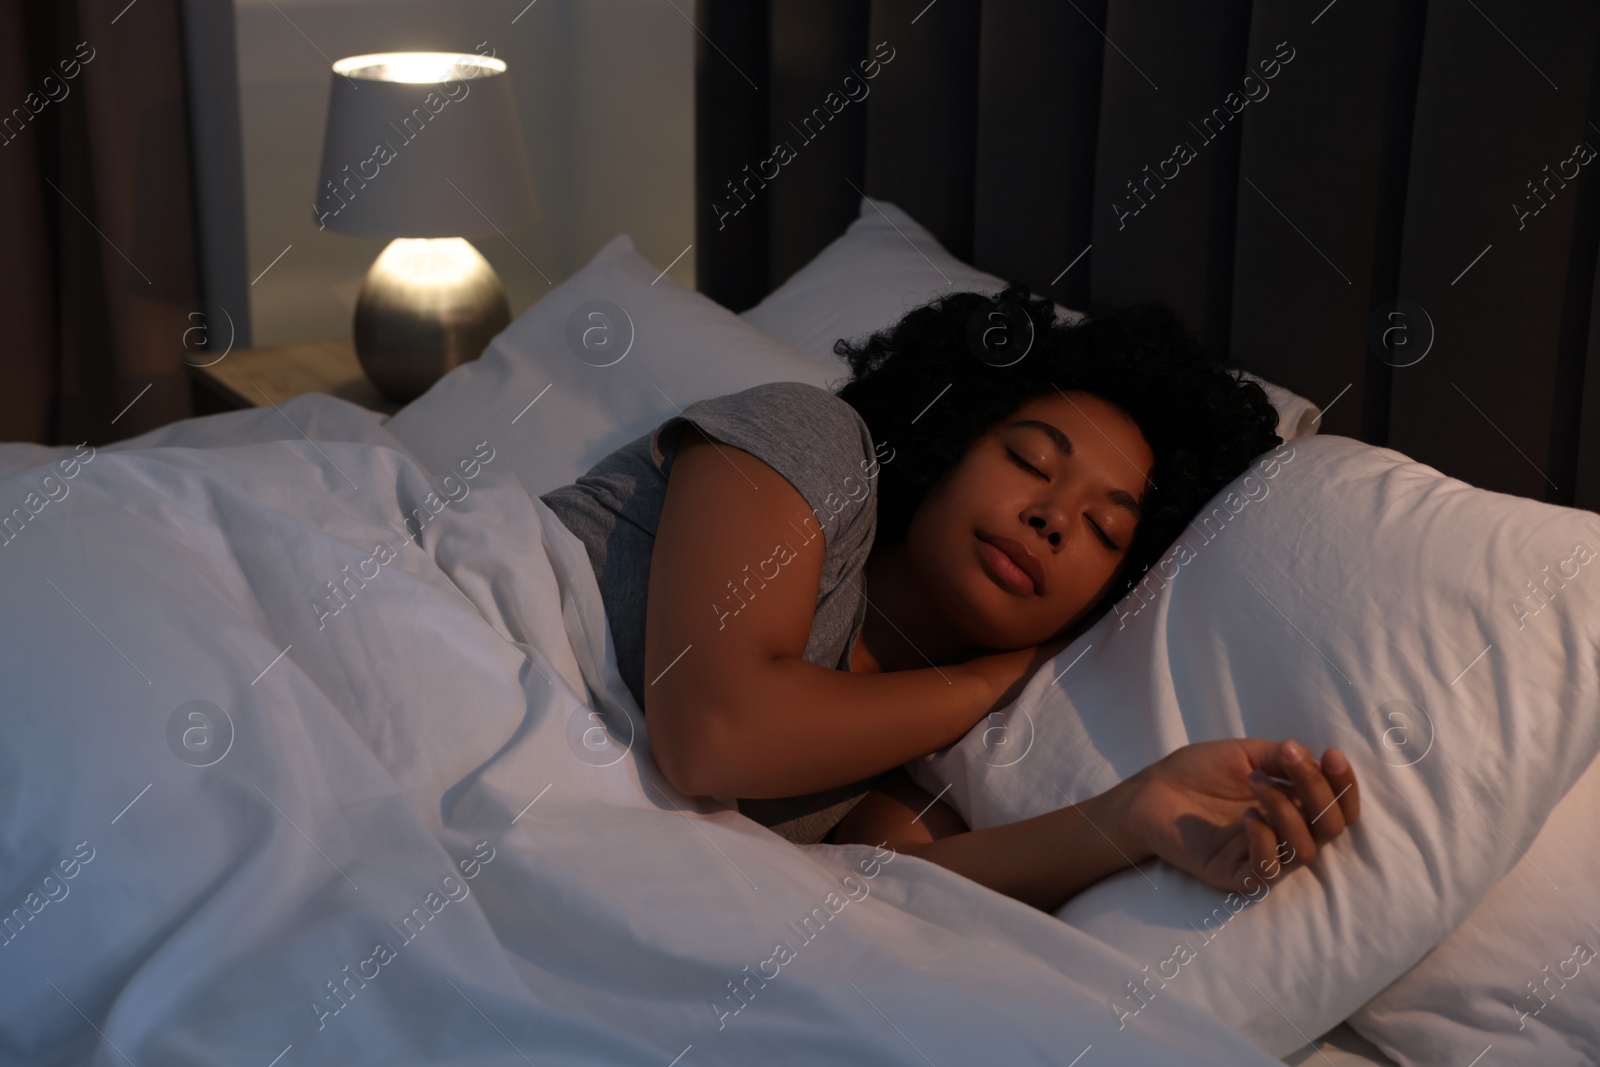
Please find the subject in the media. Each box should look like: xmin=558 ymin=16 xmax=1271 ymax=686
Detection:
xmin=1124 ymin=739 xmax=1361 ymax=894
xmin=958 ymin=632 xmax=1082 ymax=719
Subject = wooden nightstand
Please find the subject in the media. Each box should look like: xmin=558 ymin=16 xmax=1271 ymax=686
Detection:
xmin=186 ymin=339 xmax=404 ymax=417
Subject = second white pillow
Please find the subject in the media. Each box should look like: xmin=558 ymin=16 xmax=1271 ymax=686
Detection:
xmin=386 ymin=234 xmax=836 ymax=498
xmin=1347 ymin=747 xmax=1600 ymax=1066
xmin=739 ymin=196 xmax=1323 ymax=439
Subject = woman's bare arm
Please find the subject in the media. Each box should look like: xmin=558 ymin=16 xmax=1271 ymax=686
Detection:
xmin=644 ymin=425 xmax=1038 ymax=800
xmin=827 ymin=767 xmax=1148 ymax=913
xmin=832 ymin=740 xmax=1363 ymax=914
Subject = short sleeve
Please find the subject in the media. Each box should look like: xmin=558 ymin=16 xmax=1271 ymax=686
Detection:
xmin=649 ymin=381 xmax=881 ymax=562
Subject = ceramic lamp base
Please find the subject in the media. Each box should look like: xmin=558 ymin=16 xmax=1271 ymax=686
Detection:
xmin=353 ymin=237 xmax=511 ymax=402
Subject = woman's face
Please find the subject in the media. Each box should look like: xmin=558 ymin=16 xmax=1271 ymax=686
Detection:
xmin=904 ymin=390 xmax=1155 ymax=651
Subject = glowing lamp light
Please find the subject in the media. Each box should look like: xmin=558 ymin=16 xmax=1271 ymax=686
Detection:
xmin=315 ymin=51 xmax=538 ymax=401
xmin=369 ymin=237 xmax=487 ymax=287
xmin=332 ymin=51 xmax=507 ymax=84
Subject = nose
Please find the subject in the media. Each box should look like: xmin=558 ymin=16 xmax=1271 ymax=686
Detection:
xmin=1027 ymin=512 xmax=1062 ymax=549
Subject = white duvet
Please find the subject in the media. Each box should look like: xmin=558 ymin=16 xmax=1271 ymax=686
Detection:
xmin=0 ymin=397 xmax=1284 ymax=1066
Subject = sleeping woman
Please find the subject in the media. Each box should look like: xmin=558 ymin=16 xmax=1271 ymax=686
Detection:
xmin=538 ymin=283 xmax=1360 ymax=914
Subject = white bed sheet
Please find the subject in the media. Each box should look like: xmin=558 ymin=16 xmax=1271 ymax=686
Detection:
xmin=0 ymin=398 xmax=1298 ymax=1066
xmin=0 ymin=393 xmax=409 ymax=483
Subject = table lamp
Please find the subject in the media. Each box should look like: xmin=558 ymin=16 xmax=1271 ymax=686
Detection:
xmin=314 ymin=51 xmax=538 ymax=401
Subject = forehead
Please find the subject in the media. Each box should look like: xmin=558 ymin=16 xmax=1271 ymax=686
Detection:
xmin=1006 ymin=391 xmax=1152 ymax=463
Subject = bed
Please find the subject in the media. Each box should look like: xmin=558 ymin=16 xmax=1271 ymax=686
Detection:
xmin=4 ymin=3 xmax=1600 ymax=1065
xmin=0 ymin=390 xmax=1310 ymax=1067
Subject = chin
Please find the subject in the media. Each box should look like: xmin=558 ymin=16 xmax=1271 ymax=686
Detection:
xmin=951 ymin=566 xmax=1034 ymax=648
xmin=962 ymin=568 xmax=1096 ymax=651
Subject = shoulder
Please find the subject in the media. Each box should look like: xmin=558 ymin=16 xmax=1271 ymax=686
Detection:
xmin=651 ymin=381 xmax=883 ymax=555
xmin=652 ymin=381 xmax=873 ymax=470
xmin=688 ymin=380 xmax=866 ymax=437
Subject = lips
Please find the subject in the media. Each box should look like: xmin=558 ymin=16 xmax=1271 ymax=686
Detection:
xmin=976 ymin=532 xmax=1045 ymax=596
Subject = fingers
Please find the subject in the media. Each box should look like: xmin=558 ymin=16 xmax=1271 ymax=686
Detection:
xmin=1279 ymin=740 xmax=1344 ymax=842
xmin=1238 ymin=739 xmax=1363 ymax=890
xmin=1242 ymin=808 xmax=1282 ymax=888
xmin=1259 ymin=740 xmax=1363 ymax=843
xmin=1248 ymin=768 xmax=1318 ymax=866
xmin=1322 ymin=747 xmax=1361 ymax=826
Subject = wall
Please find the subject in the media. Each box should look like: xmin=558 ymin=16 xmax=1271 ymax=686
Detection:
xmin=233 ymin=0 xmax=694 ymax=347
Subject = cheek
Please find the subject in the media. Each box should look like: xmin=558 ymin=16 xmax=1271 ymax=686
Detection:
xmin=916 ymin=459 xmax=995 ymax=530
xmin=905 ymin=483 xmax=982 ymax=594
xmin=903 ymin=490 xmax=958 ymax=575
xmin=1057 ymin=553 xmax=1129 ymax=624
xmin=903 ymin=463 xmax=966 ymax=542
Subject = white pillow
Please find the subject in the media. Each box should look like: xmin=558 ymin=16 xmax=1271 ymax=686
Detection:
xmin=1348 ymin=748 xmax=1600 ymax=1066
xmin=904 ymin=434 xmax=1600 ymax=1056
xmin=1235 ymin=371 xmax=1322 ymax=440
xmin=385 ymin=234 xmax=836 ymax=498
xmin=740 ymin=197 xmax=1049 ymax=361
xmin=740 ymin=197 xmax=1322 ymax=440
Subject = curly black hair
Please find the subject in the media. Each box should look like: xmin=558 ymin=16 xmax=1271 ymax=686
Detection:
xmin=831 ymin=282 xmax=1282 ymax=636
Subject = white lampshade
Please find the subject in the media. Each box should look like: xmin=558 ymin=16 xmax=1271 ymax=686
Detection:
xmin=313 ymin=51 xmax=539 ymax=238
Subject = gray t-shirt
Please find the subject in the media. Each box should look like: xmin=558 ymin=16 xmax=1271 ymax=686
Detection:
xmin=538 ymin=381 xmax=891 ymax=845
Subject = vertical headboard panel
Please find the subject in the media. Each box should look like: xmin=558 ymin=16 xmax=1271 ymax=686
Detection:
xmin=971 ymin=0 xmax=1106 ymax=312
xmin=695 ymin=0 xmax=1600 ymax=510
xmin=1087 ymin=0 xmax=1254 ymax=364
xmin=861 ymin=0 xmax=982 ymax=263
xmin=1387 ymin=0 xmax=1600 ymax=502
xmin=1580 ymin=251 xmax=1600 ymax=505
xmin=694 ymin=1 xmax=770 ymax=313
xmin=767 ymin=0 xmax=872 ymax=289
xmin=1227 ymin=1 xmax=1426 ymax=445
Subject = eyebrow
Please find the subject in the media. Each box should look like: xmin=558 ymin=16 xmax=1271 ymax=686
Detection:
xmin=1009 ymin=419 xmax=1144 ymax=519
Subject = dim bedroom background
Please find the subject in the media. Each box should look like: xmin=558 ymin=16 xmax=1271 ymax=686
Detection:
xmin=2 ymin=1 xmax=1600 ymax=1066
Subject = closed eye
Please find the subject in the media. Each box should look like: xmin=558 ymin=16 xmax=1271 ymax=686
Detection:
xmin=1006 ymin=449 xmax=1046 ymax=479
xmin=1010 ymin=448 xmax=1121 ymax=551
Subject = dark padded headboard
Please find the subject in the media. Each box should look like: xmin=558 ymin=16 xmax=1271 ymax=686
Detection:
xmin=694 ymin=0 xmax=1600 ymax=510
